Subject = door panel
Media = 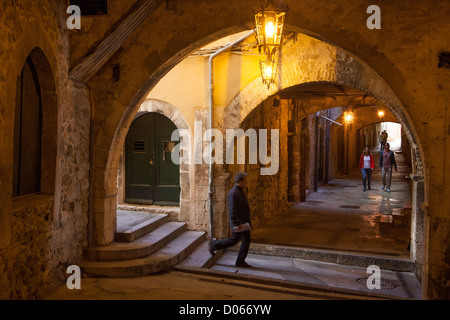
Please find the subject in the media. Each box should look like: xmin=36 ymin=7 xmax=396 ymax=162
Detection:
xmin=125 ymin=112 xmax=180 ymax=205
xmin=155 ymin=135 xmax=180 ymax=204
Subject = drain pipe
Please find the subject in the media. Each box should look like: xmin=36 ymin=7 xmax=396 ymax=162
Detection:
xmin=320 ymin=115 xmax=343 ymax=126
xmin=208 ymin=30 xmax=255 ymax=239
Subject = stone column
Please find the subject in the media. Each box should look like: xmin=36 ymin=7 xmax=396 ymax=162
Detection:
xmin=410 ymin=175 xmax=425 ymax=271
xmin=191 ymin=109 xmax=210 ymax=233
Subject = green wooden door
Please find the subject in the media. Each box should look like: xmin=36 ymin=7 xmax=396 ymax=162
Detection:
xmin=125 ymin=113 xmax=180 ymax=205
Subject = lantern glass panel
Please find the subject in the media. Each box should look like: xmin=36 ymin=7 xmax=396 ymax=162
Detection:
xmin=260 ymin=59 xmax=278 ymax=88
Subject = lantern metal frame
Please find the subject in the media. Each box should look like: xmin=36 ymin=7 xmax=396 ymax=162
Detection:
xmin=254 ymin=0 xmax=287 ymax=60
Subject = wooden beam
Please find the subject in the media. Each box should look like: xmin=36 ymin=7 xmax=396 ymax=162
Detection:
xmin=69 ymin=0 xmax=164 ymax=82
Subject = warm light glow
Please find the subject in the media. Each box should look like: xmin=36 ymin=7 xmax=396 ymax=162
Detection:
xmin=263 ymin=65 xmax=273 ymax=78
xmin=259 ymin=59 xmax=278 ymax=89
xmin=265 ymin=20 xmax=275 ymax=38
xmin=378 ymin=109 xmax=385 ymax=118
xmin=344 ymin=111 xmax=354 ymax=124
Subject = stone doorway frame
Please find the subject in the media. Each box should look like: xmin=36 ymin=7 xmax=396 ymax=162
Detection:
xmin=117 ymin=99 xmax=192 ymax=222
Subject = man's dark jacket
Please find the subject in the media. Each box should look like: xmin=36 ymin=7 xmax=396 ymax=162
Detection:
xmin=227 ymin=184 xmax=251 ymax=230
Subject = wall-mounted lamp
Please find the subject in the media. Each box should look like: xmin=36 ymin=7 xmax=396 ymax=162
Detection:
xmin=377 ymin=109 xmax=385 ymax=119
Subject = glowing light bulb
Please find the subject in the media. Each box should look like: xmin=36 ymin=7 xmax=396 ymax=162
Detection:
xmin=264 ymin=65 xmax=273 ymax=77
xmin=344 ymin=111 xmax=354 ymax=124
xmin=265 ymin=21 xmax=275 ymax=38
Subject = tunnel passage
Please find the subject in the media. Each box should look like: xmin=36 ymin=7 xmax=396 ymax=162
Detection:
xmin=229 ymin=83 xmax=414 ymax=259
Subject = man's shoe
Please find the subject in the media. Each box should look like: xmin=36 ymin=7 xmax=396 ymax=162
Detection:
xmin=381 ymin=186 xmax=385 ymax=190
xmin=387 ymin=189 xmax=391 ymax=193
xmin=235 ymin=262 xmax=252 ymax=268
xmin=208 ymin=242 xmax=215 ymax=256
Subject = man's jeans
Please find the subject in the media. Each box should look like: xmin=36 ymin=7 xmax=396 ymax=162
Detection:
xmin=381 ymin=167 xmax=392 ymax=189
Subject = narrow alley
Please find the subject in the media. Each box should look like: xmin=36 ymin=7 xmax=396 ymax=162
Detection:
xmin=251 ymin=140 xmax=412 ymax=258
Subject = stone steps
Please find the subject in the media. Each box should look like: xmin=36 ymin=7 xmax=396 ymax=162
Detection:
xmin=84 ymin=222 xmax=187 ymax=261
xmin=175 ymin=241 xmax=224 ymax=269
xmin=115 ymin=211 xmax=168 ymax=242
xmin=80 ymin=210 xmax=207 ymax=277
xmin=81 ymin=231 xmax=206 ymax=277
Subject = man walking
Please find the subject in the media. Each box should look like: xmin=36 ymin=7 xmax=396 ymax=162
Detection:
xmin=209 ymin=172 xmax=252 ymax=268
xmin=379 ymin=130 xmax=388 ymax=150
xmin=379 ymin=142 xmax=397 ymax=193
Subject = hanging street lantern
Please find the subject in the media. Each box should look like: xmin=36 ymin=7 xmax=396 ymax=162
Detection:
xmin=259 ymin=58 xmax=278 ymax=89
xmin=344 ymin=111 xmax=354 ymax=124
xmin=254 ymin=0 xmax=287 ymax=60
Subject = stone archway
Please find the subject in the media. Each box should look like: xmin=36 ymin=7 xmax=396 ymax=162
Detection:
xmin=68 ymin=0 xmax=449 ymax=299
xmin=93 ymin=27 xmax=426 ymax=285
xmin=219 ymin=32 xmax=426 ymax=283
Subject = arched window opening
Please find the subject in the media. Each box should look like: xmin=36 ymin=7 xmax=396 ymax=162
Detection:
xmin=13 ymin=57 xmax=42 ymax=197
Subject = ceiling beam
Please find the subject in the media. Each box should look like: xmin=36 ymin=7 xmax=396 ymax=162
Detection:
xmin=69 ymin=0 xmax=164 ymax=83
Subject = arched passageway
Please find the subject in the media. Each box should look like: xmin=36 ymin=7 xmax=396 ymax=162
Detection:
xmin=230 ymin=82 xmax=414 ymax=259
xmin=90 ymin=24 xmax=429 ymax=295
xmin=2 ymin=0 xmax=450 ymax=301
xmin=222 ymin=76 xmax=424 ymax=281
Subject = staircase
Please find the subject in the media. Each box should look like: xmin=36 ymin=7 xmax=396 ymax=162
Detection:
xmin=80 ymin=210 xmax=206 ymax=277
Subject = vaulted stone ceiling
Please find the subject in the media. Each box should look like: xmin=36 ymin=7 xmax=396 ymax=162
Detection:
xmin=278 ymin=82 xmax=377 ymax=108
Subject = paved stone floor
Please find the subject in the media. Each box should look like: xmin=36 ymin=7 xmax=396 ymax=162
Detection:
xmin=46 ymin=270 xmax=361 ymax=300
xmin=210 ymin=251 xmax=421 ymax=299
xmin=46 ymin=139 xmax=422 ymax=301
xmin=252 ymin=142 xmax=412 ymax=258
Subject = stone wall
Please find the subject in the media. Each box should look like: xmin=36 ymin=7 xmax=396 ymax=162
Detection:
xmin=224 ymin=98 xmax=290 ymax=229
xmin=0 ymin=0 xmax=90 ymax=299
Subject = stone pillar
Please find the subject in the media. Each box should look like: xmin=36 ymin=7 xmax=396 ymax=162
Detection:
xmin=192 ymin=109 xmax=210 ymax=233
xmin=300 ymin=117 xmax=309 ymax=201
xmin=411 ymin=174 xmax=425 ymax=282
xmin=212 ymin=167 xmax=230 ymax=238
xmin=288 ymin=101 xmax=301 ymax=202
xmin=344 ymin=123 xmax=349 ymax=175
